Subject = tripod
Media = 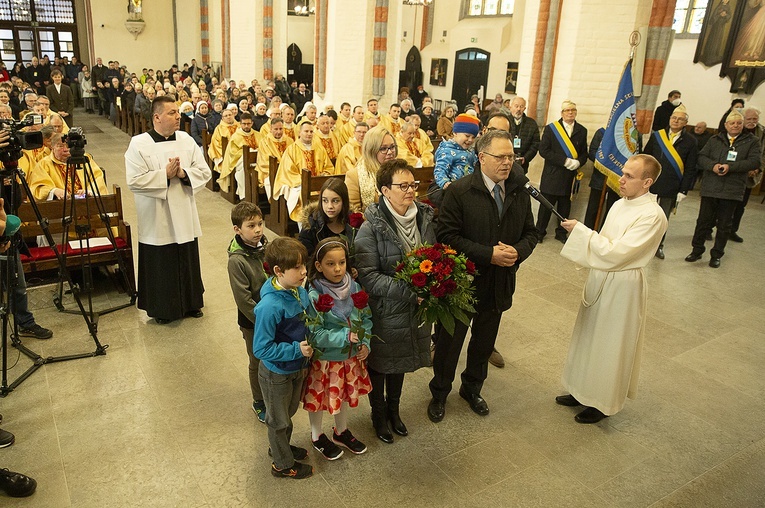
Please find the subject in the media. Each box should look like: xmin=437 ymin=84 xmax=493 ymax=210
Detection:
xmin=55 ymin=143 xmax=136 ymax=316
xmin=0 ymin=154 xmax=107 ymax=397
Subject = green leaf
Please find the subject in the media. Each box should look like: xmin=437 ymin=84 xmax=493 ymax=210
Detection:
xmin=440 ymin=311 xmax=455 ymax=335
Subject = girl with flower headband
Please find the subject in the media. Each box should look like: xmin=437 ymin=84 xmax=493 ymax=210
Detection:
xmin=302 ymin=237 xmax=373 ymax=460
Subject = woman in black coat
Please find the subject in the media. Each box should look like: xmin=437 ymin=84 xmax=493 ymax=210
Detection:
xmin=355 ymin=159 xmax=436 ymax=444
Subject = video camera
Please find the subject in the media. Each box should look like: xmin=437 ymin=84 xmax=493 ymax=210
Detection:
xmin=0 ymin=114 xmax=44 ymax=166
xmin=63 ymin=127 xmax=87 ymax=159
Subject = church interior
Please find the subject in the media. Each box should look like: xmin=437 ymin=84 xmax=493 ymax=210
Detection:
xmin=0 ymin=0 xmax=763 ymax=506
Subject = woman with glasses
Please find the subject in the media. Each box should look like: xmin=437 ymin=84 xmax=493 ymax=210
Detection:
xmin=429 ymin=114 xmax=480 ymax=207
xmin=344 ymin=127 xmax=397 ymax=213
xmin=355 ymin=158 xmax=436 ymax=444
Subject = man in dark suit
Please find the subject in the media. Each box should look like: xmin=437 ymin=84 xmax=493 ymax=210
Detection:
xmin=45 ymin=70 xmax=74 ymax=126
xmin=643 ymin=104 xmax=698 ymax=259
xmin=427 ymin=129 xmax=537 ymax=422
xmin=536 ymin=100 xmax=588 ymax=243
xmin=507 ymin=97 xmax=540 ymax=174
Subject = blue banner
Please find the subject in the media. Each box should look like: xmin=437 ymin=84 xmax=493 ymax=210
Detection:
xmin=594 ymin=60 xmax=640 ymax=193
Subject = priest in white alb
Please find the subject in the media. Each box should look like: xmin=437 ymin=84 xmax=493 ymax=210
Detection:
xmin=125 ymin=96 xmax=211 ymax=324
xmin=555 ymin=154 xmax=667 ymax=424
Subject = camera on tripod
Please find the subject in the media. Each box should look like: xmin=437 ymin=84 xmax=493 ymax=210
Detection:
xmin=0 ymin=114 xmax=44 ymax=167
xmin=63 ymin=127 xmax=87 ymax=159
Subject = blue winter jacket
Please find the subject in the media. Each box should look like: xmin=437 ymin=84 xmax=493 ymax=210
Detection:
xmin=434 ymin=139 xmax=478 ymax=188
xmin=253 ymin=278 xmax=313 ymax=374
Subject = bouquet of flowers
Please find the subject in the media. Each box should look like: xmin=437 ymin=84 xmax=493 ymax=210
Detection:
xmin=394 ymin=243 xmax=477 ymax=335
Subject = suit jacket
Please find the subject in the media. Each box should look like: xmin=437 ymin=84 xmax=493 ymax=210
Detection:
xmin=538 ymin=119 xmax=588 ymax=196
xmin=437 ymin=167 xmax=537 ymax=313
xmin=508 ymin=114 xmax=540 ymax=173
xmin=46 ymin=83 xmax=74 ymax=119
xmin=645 ymin=129 xmax=698 ymax=197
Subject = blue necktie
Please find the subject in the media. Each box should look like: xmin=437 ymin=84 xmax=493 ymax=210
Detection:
xmin=493 ymin=184 xmax=503 ymax=214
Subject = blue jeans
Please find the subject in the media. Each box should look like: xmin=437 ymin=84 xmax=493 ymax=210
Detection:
xmin=258 ymin=363 xmax=305 ymax=469
xmin=3 ymin=253 xmax=35 ymax=328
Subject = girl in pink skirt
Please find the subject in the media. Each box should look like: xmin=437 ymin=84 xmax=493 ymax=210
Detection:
xmin=303 ymin=237 xmax=372 ymax=460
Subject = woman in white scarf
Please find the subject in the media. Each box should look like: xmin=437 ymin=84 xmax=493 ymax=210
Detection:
xmin=344 ymin=127 xmax=397 ymax=213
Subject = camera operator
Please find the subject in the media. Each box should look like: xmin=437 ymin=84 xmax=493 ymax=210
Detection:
xmin=0 ymin=191 xmax=38 ymax=498
xmin=27 ymin=133 xmax=107 ymax=201
xmin=0 ymin=127 xmax=53 ymax=340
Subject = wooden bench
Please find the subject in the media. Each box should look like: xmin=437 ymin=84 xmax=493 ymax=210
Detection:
xmin=265 ymin=155 xmax=290 ymax=236
xmin=17 ymin=184 xmax=136 ymax=297
xmin=217 ymin=136 xmax=238 ymax=204
xmin=242 ymin=147 xmax=268 ymax=212
xmin=202 ymin=128 xmax=220 ymax=192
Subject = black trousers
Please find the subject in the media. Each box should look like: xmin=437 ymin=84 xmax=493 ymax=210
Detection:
xmin=138 ymin=240 xmax=205 ymax=320
xmin=583 ymin=186 xmax=619 ymax=230
xmin=691 ymin=197 xmax=739 ymax=259
xmin=536 ymin=193 xmax=571 ymax=238
xmin=730 ymin=186 xmax=751 ymax=234
xmin=429 ymin=309 xmax=503 ymax=401
xmin=656 ymin=195 xmax=676 ymax=247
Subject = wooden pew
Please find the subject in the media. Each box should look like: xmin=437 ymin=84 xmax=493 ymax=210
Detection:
xmin=218 ymin=136 xmax=238 ymax=204
xmin=202 ymin=128 xmax=220 ymax=192
xmin=265 ymin=155 xmax=289 ymax=236
xmin=411 ymin=165 xmax=437 ymax=214
xmin=241 ymin=147 xmax=264 ymax=207
xmin=17 ymin=184 xmax=136 ymax=295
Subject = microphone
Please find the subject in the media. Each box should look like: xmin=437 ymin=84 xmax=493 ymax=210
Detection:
xmin=5 ymin=214 xmax=21 ymax=236
xmin=521 ymin=180 xmax=567 ymax=222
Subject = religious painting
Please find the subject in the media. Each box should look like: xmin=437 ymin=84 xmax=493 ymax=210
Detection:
xmin=728 ymin=0 xmax=765 ymax=67
xmin=430 ymin=58 xmax=447 ymax=87
xmin=695 ymin=0 xmax=738 ymax=66
xmin=504 ymin=62 xmax=518 ymax=94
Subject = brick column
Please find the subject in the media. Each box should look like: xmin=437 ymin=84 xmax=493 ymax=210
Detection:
xmin=263 ymin=0 xmax=273 ymax=80
xmin=200 ymin=0 xmax=210 ymax=65
xmin=373 ymin=0 xmax=389 ymax=96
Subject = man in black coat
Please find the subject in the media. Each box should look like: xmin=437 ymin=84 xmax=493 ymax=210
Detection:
xmin=686 ymin=110 xmax=761 ymax=268
xmin=536 ymin=100 xmax=588 ymax=243
xmin=643 ymin=104 xmax=698 ymax=259
xmin=652 ymin=89 xmax=681 ymax=131
xmin=428 ymin=130 xmax=537 ymax=422
xmin=507 ymin=97 xmax=540 ymax=174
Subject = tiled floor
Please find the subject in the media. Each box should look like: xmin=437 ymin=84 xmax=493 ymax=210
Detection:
xmin=1 ymin=111 xmax=763 ymax=507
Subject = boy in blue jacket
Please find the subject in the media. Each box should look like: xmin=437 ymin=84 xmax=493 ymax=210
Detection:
xmin=254 ymin=237 xmax=315 ymax=479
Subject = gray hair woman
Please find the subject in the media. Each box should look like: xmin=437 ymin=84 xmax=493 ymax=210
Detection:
xmin=354 ymin=158 xmax=435 ymax=444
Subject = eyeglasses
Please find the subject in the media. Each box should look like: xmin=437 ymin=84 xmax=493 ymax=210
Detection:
xmin=562 ymin=108 xmax=577 ymax=113
xmin=378 ymin=144 xmax=397 ymax=154
xmin=482 ymin=152 xmax=515 ymax=163
xmin=389 ymin=181 xmax=420 ymax=192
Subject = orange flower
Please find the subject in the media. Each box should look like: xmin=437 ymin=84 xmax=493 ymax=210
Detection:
xmin=419 ymin=260 xmax=433 ymax=273
xmin=444 ymin=247 xmax=456 ymax=255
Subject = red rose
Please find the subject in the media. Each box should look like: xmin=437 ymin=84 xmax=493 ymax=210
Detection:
xmin=425 ymin=248 xmax=441 ymax=261
xmin=441 ymin=279 xmax=457 ymax=294
xmin=351 ymin=291 xmax=369 ymax=310
xmin=395 ymin=262 xmax=405 ymax=273
xmin=314 ymin=293 xmax=335 ymax=313
xmin=411 ymin=272 xmax=428 ymax=288
xmin=466 ymin=260 xmax=476 ymax=275
xmin=430 ymin=283 xmax=447 ymax=298
xmin=349 ymin=213 xmax=365 ymax=229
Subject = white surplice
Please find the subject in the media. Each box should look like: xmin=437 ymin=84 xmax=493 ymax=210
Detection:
xmin=560 ymin=192 xmax=668 ymax=415
xmin=125 ymin=131 xmax=211 ymax=246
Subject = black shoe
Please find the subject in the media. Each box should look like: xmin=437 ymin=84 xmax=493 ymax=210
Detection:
xmin=155 ymin=318 xmax=173 ymax=325
xmin=655 ymin=246 xmax=665 ymax=259
xmin=575 ymin=407 xmax=608 ymax=424
xmin=537 ymin=232 xmax=545 ymax=244
xmin=268 ymin=445 xmax=308 ymax=460
xmin=555 ymin=394 xmax=582 ymax=407
xmin=312 ymin=434 xmax=343 ymax=460
xmin=459 ymin=388 xmax=489 ymax=416
xmin=0 ymin=468 xmax=37 ymax=497
xmin=332 ymin=428 xmax=367 ymax=455
xmin=388 ymin=408 xmax=408 ymax=436
xmin=709 ymin=257 xmax=721 ymax=268
xmin=685 ymin=252 xmax=702 ymax=262
xmin=729 ymin=232 xmax=743 ymax=243
xmin=427 ymin=398 xmax=445 ymax=423
xmin=371 ymin=413 xmax=394 ymax=444
xmin=555 ymin=234 xmax=568 ymax=244
xmin=270 ymin=462 xmax=313 ymax=479
xmin=186 ymin=310 xmax=204 ymax=318
xmin=0 ymin=428 xmax=14 ymax=448
xmin=18 ymin=324 xmax=53 ymax=339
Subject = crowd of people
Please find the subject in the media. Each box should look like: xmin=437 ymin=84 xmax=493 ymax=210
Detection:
xmin=0 ymin=53 xmax=762 ymax=492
